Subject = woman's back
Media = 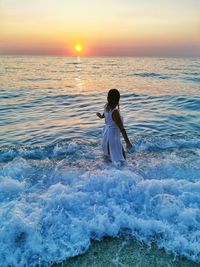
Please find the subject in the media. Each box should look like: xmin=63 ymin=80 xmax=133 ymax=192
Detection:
xmin=104 ymin=107 xmax=118 ymax=129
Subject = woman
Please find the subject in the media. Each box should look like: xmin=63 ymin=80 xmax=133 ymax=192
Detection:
xmin=96 ymin=89 xmax=132 ymax=162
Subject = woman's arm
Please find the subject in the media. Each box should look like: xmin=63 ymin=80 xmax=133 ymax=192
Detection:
xmin=96 ymin=112 xmax=104 ymax=119
xmin=112 ymin=109 xmax=132 ymax=148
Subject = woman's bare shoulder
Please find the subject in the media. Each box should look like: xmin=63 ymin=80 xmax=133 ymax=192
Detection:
xmin=112 ymin=108 xmax=120 ymax=114
xmin=112 ymin=108 xmax=120 ymax=119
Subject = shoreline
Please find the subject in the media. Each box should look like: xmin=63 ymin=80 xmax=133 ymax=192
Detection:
xmin=52 ymin=236 xmax=199 ymax=267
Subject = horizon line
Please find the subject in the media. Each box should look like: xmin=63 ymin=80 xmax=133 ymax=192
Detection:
xmin=1 ymin=53 xmax=199 ymax=58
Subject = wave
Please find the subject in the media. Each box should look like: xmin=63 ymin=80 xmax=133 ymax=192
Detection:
xmin=182 ymin=72 xmax=200 ymax=76
xmin=0 ymin=158 xmax=200 ymax=266
xmin=20 ymin=78 xmax=62 ymax=82
xmin=184 ymin=77 xmax=200 ymax=84
xmin=66 ymin=62 xmax=82 ymax=65
xmin=134 ymin=137 xmax=200 ymax=152
xmin=173 ymin=96 xmax=200 ymax=111
xmin=127 ymin=72 xmax=171 ymax=79
xmin=1 ymin=136 xmax=200 ymax=163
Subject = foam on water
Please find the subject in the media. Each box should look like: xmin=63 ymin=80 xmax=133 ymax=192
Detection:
xmin=0 ymin=140 xmax=200 ymax=266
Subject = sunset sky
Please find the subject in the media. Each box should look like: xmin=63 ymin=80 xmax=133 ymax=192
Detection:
xmin=1 ymin=0 xmax=200 ymax=56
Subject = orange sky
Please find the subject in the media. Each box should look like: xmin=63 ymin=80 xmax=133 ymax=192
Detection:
xmin=0 ymin=0 xmax=200 ymax=56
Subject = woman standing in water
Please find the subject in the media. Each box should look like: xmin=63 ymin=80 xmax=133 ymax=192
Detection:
xmin=96 ymin=89 xmax=132 ymax=162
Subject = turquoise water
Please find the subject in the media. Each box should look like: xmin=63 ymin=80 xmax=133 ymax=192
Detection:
xmin=0 ymin=56 xmax=200 ymax=266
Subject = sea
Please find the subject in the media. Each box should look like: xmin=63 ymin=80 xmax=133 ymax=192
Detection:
xmin=0 ymin=56 xmax=200 ymax=267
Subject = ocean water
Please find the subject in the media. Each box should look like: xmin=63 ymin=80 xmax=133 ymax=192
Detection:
xmin=0 ymin=56 xmax=200 ymax=266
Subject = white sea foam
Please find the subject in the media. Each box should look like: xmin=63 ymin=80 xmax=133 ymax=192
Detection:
xmin=0 ymin=176 xmax=25 ymax=201
xmin=53 ymin=142 xmax=80 ymax=156
xmin=0 ymin=156 xmax=200 ymax=266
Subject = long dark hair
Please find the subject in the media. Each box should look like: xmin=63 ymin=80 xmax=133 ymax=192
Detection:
xmin=106 ymin=89 xmax=120 ymax=111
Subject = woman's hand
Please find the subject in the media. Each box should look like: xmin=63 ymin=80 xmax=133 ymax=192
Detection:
xmin=126 ymin=141 xmax=132 ymax=149
xmin=96 ymin=112 xmax=103 ymax=119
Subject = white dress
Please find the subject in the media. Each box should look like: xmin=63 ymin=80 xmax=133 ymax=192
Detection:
xmin=102 ymin=107 xmax=125 ymax=162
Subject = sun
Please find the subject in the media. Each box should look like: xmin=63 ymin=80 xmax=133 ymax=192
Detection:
xmin=75 ymin=43 xmax=83 ymax=53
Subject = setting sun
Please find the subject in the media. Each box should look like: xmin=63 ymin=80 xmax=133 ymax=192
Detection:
xmin=75 ymin=43 xmax=83 ymax=53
